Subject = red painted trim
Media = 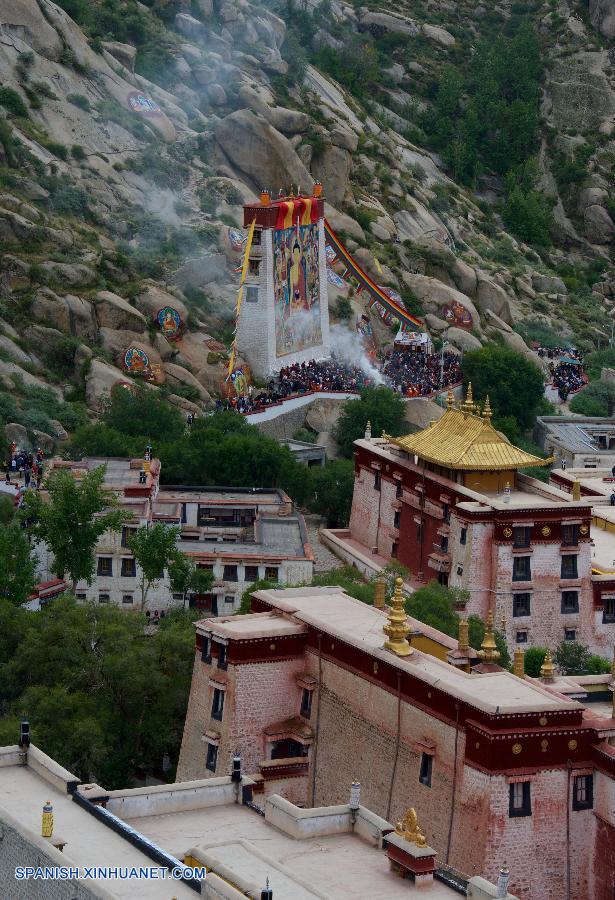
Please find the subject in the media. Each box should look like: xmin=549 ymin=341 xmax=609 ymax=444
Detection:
xmin=386 ymin=842 xmax=435 ymax=874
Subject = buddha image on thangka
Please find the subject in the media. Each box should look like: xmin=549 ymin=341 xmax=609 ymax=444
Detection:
xmin=273 ymin=223 xmax=322 ymax=357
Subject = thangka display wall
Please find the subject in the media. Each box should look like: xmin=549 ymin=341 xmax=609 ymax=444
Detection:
xmin=273 ymin=223 xmax=322 ymax=358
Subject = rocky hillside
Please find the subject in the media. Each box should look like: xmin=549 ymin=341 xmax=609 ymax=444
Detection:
xmin=0 ymin=0 xmax=613 ymax=449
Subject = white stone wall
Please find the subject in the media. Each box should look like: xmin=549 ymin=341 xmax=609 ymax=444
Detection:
xmin=237 ymin=219 xmax=331 ymax=379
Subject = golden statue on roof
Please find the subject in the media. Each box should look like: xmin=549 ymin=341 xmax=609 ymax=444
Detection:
xmin=395 ymin=808 xmax=427 ymax=847
xmin=477 ymin=608 xmax=501 ymax=663
xmin=383 ymin=577 xmax=412 ymax=657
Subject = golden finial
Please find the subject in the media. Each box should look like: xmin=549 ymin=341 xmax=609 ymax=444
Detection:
xmin=42 ymin=801 xmax=53 ymax=838
xmin=572 ymin=478 xmax=581 ymax=502
xmin=365 ymin=419 xmax=372 ymax=440
xmin=395 ymin=808 xmax=427 ymax=847
xmin=482 ymin=395 xmax=492 ymax=422
xmin=540 ymin=649 xmax=555 ymax=681
xmin=500 ymin=613 xmax=507 ymax=632
xmin=446 ymin=389 xmax=454 ymax=411
xmin=461 ymin=382 xmax=476 ymax=415
xmin=383 ymin=577 xmax=412 ymax=657
xmin=477 ymin=608 xmax=500 ymax=663
xmin=374 ymin=574 xmax=386 ymax=609
xmin=513 ymin=647 xmax=525 ymax=679
xmin=458 ymin=618 xmax=469 ymax=653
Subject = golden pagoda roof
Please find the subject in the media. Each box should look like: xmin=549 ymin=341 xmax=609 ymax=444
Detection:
xmin=387 ymin=387 xmax=553 ymax=472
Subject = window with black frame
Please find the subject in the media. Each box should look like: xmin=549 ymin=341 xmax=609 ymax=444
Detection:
xmin=513 ymin=593 xmax=531 ymax=617
xmin=509 ymin=781 xmax=531 ymax=817
xmin=512 ymin=556 xmax=531 ymax=582
xmin=561 ymin=555 xmax=578 ymax=579
xmin=572 ymin=774 xmax=593 ymax=811
xmin=561 ymin=591 xmax=579 ymax=614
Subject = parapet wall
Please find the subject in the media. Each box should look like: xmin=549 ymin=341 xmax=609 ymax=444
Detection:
xmin=0 ymin=805 xmax=111 ymax=900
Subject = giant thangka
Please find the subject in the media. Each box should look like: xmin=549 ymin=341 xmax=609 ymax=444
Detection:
xmin=236 ymin=193 xmax=331 ymax=379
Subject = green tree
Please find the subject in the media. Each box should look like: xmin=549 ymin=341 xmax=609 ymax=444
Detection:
xmin=0 ymin=522 xmax=37 ymax=606
xmin=102 ymin=385 xmax=185 ymax=443
xmin=570 ymin=381 xmax=615 ymax=417
xmin=406 ymin=580 xmax=462 ymax=637
xmin=523 ymin=646 xmax=548 ymax=677
xmin=334 ymin=386 xmax=407 ymax=458
xmin=168 ymin=554 xmax=214 ymax=609
xmin=553 ymin=640 xmax=592 ymax=676
xmin=308 ymin=460 xmax=355 ymax=527
xmin=462 ymin=346 xmax=545 ymax=433
xmin=24 ymin=467 xmax=126 ymax=592
xmin=0 ymin=597 xmax=197 ymax=786
xmin=128 ymin=523 xmax=180 ymax=609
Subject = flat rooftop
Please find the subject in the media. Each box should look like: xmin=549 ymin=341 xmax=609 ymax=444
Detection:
xmin=539 ymin=417 xmax=615 ymax=454
xmin=0 ymin=762 xmax=194 ymax=899
xmin=158 ymin=486 xmax=286 ymax=504
xmin=199 ymin=611 xmax=306 ymax=640
xmin=178 ymin=516 xmax=309 ymax=559
xmin=252 ymin=588 xmax=579 ymax=715
xmin=125 ymin=802 xmax=454 ymax=900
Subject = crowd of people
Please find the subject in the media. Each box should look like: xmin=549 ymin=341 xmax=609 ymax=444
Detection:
xmin=4 ymin=446 xmax=45 ymax=491
xmin=382 ymin=349 xmax=462 ymax=397
xmin=217 ymin=357 xmax=374 ymax=414
xmin=539 ymin=347 xmax=585 ymax=402
xmin=217 ymin=348 xmax=464 ymax=415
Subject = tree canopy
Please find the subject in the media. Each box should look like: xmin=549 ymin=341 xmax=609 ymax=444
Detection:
xmin=128 ymin=523 xmax=181 ymax=609
xmin=0 ymin=597 xmax=197 ymax=786
xmin=461 ymin=346 xmax=545 ymax=436
xmin=569 ymin=381 xmax=615 ymax=418
xmin=334 ymin=386 xmax=407 ymax=458
xmin=24 ymin=466 xmax=126 ymax=590
xmin=0 ymin=521 xmax=37 ymax=605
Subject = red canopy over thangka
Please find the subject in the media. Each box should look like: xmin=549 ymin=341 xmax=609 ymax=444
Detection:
xmin=243 ymin=194 xmax=325 ymax=230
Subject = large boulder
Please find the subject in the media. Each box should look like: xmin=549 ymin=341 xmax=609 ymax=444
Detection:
xmin=326 ymin=206 xmax=365 ymax=242
xmin=215 ymin=110 xmax=313 ymax=194
xmin=94 ymin=291 xmax=148 ymax=332
xmin=174 ymin=254 xmax=228 ymax=289
xmin=98 ymin=328 xmax=162 ymax=368
xmin=357 ymin=10 xmax=419 ymax=36
xmin=401 ymin=274 xmax=481 ymax=327
xmin=134 ymin=283 xmax=188 ymax=323
xmin=0 ymin=0 xmax=64 ymax=59
xmin=450 ymin=259 xmax=477 ymax=298
xmin=5 ymin=422 xmax=28 ymax=448
xmin=585 ymin=204 xmax=615 ymax=244
xmin=101 ymin=41 xmax=137 ymax=72
xmin=237 ymin=86 xmax=309 ymax=135
xmin=31 ymin=289 xmax=98 ymax=342
xmin=85 ymin=359 xmax=127 ymax=410
xmin=589 ymin=0 xmax=615 ymax=37
xmin=40 ymin=261 xmax=97 ymax=286
xmin=531 ymin=273 xmax=567 ymax=294
xmin=393 ymin=202 xmax=450 ymax=245
xmin=422 ymin=23 xmax=455 ymax=46
xmin=311 ymin=145 xmax=352 ymax=207
xmin=475 ymin=276 xmax=519 ymax=325
xmin=445 ymin=327 xmax=482 ymax=352
xmin=162 ymin=363 xmax=212 ymax=404
xmin=0 ymin=334 xmax=35 ymax=367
